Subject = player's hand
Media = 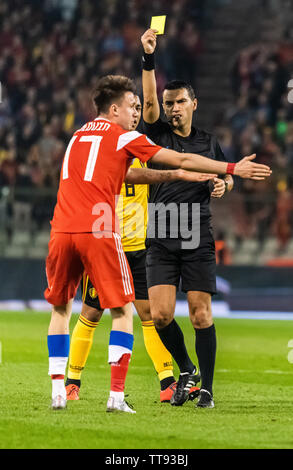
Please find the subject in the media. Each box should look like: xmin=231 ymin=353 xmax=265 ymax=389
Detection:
xmin=211 ymin=178 xmax=225 ymax=198
xmin=177 ymin=169 xmax=217 ymax=183
xmin=234 ymin=154 xmax=272 ymax=180
xmin=141 ymin=29 xmax=157 ymax=54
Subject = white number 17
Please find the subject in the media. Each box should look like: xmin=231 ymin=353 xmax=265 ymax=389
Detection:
xmin=62 ymin=135 xmax=103 ymax=182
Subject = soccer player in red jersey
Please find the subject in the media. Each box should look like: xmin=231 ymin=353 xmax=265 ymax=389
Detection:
xmin=45 ymin=75 xmax=271 ymax=412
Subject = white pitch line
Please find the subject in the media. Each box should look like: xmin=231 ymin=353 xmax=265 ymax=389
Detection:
xmin=1 ymin=300 xmax=293 ymax=320
xmin=217 ymin=368 xmax=292 ymax=375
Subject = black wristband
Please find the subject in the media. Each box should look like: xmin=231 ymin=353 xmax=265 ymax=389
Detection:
xmin=142 ymin=51 xmax=155 ymax=71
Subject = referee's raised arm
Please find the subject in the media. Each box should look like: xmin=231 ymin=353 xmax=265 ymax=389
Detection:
xmin=141 ymin=29 xmax=160 ymax=124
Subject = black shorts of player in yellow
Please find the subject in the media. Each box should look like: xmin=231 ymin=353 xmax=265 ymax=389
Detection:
xmin=81 ymin=249 xmax=148 ymax=309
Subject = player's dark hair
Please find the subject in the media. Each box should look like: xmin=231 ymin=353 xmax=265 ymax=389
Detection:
xmin=164 ymin=80 xmax=196 ymax=100
xmin=92 ymin=75 xmax=136 ymax=114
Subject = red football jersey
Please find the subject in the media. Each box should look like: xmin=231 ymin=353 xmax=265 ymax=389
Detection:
xmin=51 ymin=118 xmax=162 ymax=233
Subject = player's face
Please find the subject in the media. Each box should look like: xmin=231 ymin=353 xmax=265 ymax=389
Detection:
xmin=162 ymin=88 xmax=197 ymax=131
xmin=131 ymin=96 xmax=142 ymax=130
xmin=116 ymin=92 xmax=140 ymax=131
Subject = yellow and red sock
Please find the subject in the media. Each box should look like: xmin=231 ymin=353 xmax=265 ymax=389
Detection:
xmin=67 ymin=314 xmax=99 ymax=381
xmin=141 ymin=320 xmax=175 ymax=389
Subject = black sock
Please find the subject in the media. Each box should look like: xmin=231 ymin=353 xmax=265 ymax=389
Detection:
xmin=156 ymin=319 xmax=194 ymax=374
xmin=195 ymin=324 xmax=216 ymax=396
xmin=65 ymin=378 xmax=81 ymax=388
xmin=160 ymin=376 xmax=176 ymax=391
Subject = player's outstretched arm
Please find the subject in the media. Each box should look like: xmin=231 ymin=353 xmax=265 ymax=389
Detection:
xmin=150 ymin=148 xmax=272 ymax=180
xmin=125 ymin=167 xmax=217 ymax=184
xmin=141 ymin=29 xmax=160 ymax=124
xmin=233 ymin=154 xmax=272 ymax=179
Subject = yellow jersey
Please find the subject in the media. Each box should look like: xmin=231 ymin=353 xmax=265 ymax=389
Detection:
xmin=116 ymin=158 xmax=148 ymax=251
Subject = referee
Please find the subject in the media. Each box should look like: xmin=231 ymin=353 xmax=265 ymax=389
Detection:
xmin=141 ymin=29 xmax=234 ymax=408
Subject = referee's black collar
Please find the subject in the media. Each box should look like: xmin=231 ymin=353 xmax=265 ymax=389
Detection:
xmin=172 ymin=125 xmax=197 ymax=140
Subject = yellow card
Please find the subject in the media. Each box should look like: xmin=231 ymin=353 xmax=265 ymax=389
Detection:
xmin=150 ymin=15 xmax=166 ymax=35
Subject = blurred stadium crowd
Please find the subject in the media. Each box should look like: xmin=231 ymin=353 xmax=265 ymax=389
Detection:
xmin=0 ymin=0 xmax=206 ymax=236
xmin=0 ymin=0 xmax=292 ymax=261
xmin=216 ymin=23 xmax=293 ymax=256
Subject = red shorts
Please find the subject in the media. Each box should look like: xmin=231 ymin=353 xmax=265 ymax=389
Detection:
xmin=44 ymin=231 xmax=135 ymax=308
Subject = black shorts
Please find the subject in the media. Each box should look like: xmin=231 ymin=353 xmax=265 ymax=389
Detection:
xmin=81 ymin=249 xmax=148 ymax=309
xmin=146 ymin=227 xmax=217 ymax=295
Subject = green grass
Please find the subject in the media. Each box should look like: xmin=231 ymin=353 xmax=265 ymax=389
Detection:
xmin=0 ymin=311 xmax=293 ymax=449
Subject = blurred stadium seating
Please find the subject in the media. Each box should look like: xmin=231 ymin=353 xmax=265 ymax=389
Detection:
xmin=0 ymin=0 xmax=292 ymax=266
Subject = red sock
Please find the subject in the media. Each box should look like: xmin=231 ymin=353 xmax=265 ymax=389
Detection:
xmin=110 ymin=353 xmax=131 ymax=392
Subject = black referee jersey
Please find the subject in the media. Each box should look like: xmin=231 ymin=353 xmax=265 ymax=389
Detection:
xmin=143 ymin=117 xmax=229 ymax=244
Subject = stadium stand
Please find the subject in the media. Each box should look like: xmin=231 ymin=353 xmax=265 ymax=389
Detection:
xmin=195 ymin=0 xmax=293 ymax=264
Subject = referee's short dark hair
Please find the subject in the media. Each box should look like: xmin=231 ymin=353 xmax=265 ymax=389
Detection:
xmin=164 ymin=80 xmax=196 ymax=100
xmin=93 ymin=75 xmax=136 ymax=114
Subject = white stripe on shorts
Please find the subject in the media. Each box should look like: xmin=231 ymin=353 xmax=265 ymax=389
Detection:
xmin=116 ymin=235 xmax=133 ymax=295
xmin=113 ymin=233 xmax=133 ymax=296
xmin=115 ymin=233 xmax=132 ymax=295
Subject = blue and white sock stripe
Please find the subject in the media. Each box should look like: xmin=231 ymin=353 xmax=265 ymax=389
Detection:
xmin=47 ymin=334 xmax=70 ymax=357
xmin=108 ymin=330 xmax=134 ymax=363
xmin=48 ymin=357 xmax=68 ymax=376
xmin=47 ymin=334 xmax=70 ymax=376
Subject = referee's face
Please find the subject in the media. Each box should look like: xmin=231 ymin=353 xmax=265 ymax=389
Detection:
xmin=162 ymin=88 xmax=197 ymax=133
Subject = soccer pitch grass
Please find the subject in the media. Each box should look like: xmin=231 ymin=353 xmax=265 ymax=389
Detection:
xmin=1 ymin=311 xmax=293 ymax=450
